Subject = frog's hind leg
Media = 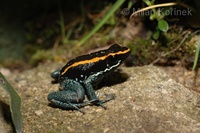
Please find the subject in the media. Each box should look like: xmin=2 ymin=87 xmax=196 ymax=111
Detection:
xmin=48 ymin=92 xmax=97 ymax=114
xmin=48 ymin=89 xmax=86 ymax=113
xmin=48 ymin=91 xmax=114 ymax=114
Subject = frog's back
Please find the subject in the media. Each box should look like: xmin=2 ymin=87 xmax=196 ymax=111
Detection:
xmin=60 ymin=44 xmax=130 ymax=82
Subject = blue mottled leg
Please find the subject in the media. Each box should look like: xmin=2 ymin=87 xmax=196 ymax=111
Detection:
xmin=84 ymin=73 xmax=104 ymax=100
xmin=84 ymin=81 xmax=98 ymax=100
xmin=49 ymin=99 xmax=96 ymax=114
xmin=49 ymin=99 xmax=85 ymax=113
xmin=48 ymin=79 xmax=88 ymax=113
xmin=84 ymin=74 xmax=114 ymax=109
xmin=48 ymin=91 xmax=101 ymax=113
xmin=84 ymin=81 xmax=106 ymax=109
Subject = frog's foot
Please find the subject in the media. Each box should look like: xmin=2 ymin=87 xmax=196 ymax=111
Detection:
xmin=48 ymin=93 xmax=115 ymax=113
xmin=49 ymin=99 xmax=84 ymax=113
xmin=49 ymin=99 xmax=100 ymax=114
xmin=93 ymin=93 xmax=116 ymax=109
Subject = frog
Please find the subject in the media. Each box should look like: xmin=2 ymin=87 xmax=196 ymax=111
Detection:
xmin=48 ymin=43 xmax=131 ymax=113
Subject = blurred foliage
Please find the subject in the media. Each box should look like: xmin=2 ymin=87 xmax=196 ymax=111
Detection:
xmin=1 ymin=0 xmax=200 ymax=69
xmin=22 ymin=0 xmax=119 ymax=66
xmin=128 ymin=28 xmax=197 ymax=66
xmin=193 ymin=35 xmax=200 ymax=70
xmin=0 ymin=73 xmax=22 ymax=133
xmin=127 ymin=0 xmax=200 ymax=68
xmin=76 ymin=0 xmax=126 ymax=47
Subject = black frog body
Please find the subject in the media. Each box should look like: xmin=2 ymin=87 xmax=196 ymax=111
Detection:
xmin=48 ymin=43 xmax=131 ymax=113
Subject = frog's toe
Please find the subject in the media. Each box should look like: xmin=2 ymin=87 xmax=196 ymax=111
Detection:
xmin=97 ymin=103 xmax=107 ymax=109
xmin=93 ymin=94 xmax=115 ymax=109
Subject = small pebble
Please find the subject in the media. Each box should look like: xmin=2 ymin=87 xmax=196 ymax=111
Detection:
xmin=35 ymin=110 xmax=43 ymax=116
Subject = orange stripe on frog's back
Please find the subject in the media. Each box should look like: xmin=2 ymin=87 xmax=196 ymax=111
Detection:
xmin=61 ymin=48 xmax=130 ymax=75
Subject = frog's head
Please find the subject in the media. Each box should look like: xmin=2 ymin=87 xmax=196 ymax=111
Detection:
xmin=51 ymin=69 xmax=61 ymax=82
xmin=106 ymin=44 xmax=131 ymax=67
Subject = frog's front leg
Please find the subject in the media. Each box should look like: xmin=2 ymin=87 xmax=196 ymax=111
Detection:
xmin=84 ymin=73 xmax=114 ymax=109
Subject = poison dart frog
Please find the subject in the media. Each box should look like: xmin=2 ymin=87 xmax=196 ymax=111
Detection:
xmin=48 ymin=43 xmax=131 ymax=113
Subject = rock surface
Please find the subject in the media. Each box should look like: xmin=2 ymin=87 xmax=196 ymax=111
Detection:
xmin=0 ymin=63 xmax=200 ymax=133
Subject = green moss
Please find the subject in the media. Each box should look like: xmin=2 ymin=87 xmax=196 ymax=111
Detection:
xmin=30 ymin=50 xmax=53 ymax=66
xmin=126 ymin=30 xmax=197 ymax=66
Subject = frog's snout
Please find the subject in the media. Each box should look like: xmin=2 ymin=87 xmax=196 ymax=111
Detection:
xmin=51 ymin=69 xmax=61 ymax=81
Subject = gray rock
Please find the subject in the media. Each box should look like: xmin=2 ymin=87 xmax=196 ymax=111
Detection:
xmin=1 ymin=64 xmax=200 ymax=133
